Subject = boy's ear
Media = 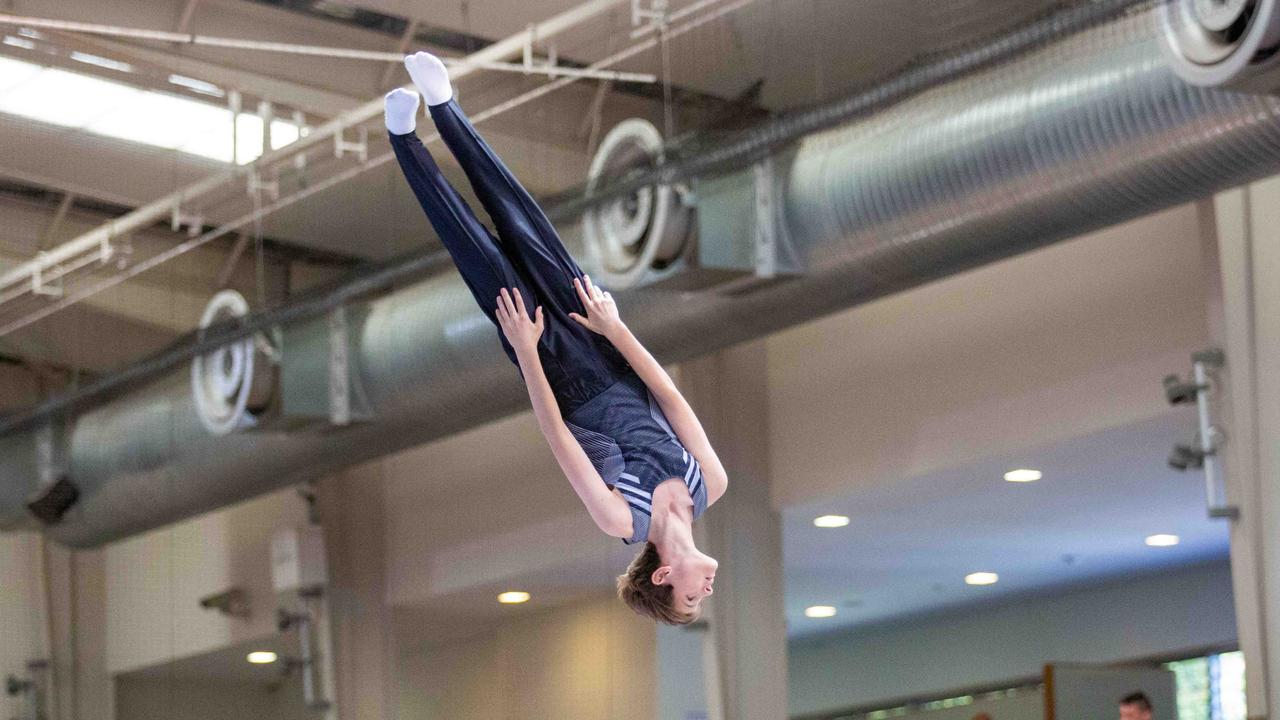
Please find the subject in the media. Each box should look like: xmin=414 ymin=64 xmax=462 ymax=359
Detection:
xmin=651 ymin=566 xmax=672 ymax=586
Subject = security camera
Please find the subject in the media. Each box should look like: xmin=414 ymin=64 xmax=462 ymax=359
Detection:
xmin=198 ymin=588 xmax=248 ymax=618
xmin=1163 ymin=374 xmax=1201 ymax=406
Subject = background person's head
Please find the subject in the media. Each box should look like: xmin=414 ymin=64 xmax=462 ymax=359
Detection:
xmin=617 ymin=541 xmax=717 ymax=624
xmin=1119 ymin=691 xmax=1153 ymax=720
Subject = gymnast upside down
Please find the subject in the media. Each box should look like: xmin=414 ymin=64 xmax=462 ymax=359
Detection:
xmin=386 ymin=52 xmax=727 ymax=624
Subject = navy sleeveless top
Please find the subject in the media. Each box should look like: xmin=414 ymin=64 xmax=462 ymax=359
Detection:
xmin=565 ymin=371 xmax=709 ymax=544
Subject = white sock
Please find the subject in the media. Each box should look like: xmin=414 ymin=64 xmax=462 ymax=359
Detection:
xmin=384 ymin=88 xmax=420 ymax=135
xmin=404 ymin=51 xmax=453 ymax=106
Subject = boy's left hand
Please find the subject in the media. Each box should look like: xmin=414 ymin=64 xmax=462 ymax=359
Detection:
xmin=569 ymin=275 xmax=625 ymax=339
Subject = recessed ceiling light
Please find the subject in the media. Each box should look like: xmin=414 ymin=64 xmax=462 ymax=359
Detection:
xmin=246 ymin=651 xmax=278 ymax=665
xmin=813 ymin=515 xmax=850 ymax=528
xmin=965 ymin=572 xmax=999 ymax=586
xmin=1004 ymin=469 xmax=1042 ymax=483
xmin=1145 ymin=534 xmax=1180 ymax=547
xmin=804 ymin=605 xmax=837 ymax=618
xmin=497 ymin=591 xmax=531 ymax=604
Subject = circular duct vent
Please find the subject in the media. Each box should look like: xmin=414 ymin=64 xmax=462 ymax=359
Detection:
xmin=191 ymin=290 xmax=272 ymax=435
xmin=582 ymin=119 xmax=692 ymax=289
xmin=1159 ymin=0 xmax=1280 ymax=89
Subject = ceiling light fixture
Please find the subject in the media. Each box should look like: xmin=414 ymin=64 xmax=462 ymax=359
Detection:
xmin=965 ymin=572 xmax=999 ymax=586
xmin=804 ymin=605 xmax=837 ymax=618
xmin=1145 ymin=534 xmax=1180 ymax=547
xmin=246 ymin=651 xmax=278 ymax=664
xmin=1003 ymin=469 xmax=1042 ymax=483
xmin=813 ymin=515 xmax=850 ymax=528
xmin=497 ymin=591 xmax=531 ymax=604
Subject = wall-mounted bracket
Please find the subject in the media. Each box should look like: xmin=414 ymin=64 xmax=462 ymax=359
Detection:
xmin=171 ymin=204 xmax=204 ymax=238
xmin=1164 ymin=348 xmax=1238 ymax=520
xmin=333 ymin=127 xmax=368 ymax=163
xmin=248 ymin=171 xmax=280 ymax=201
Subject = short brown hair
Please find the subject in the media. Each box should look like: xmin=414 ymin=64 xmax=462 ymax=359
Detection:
xmin=1120 ymin=692 xmax=1152 ymax=711
xmin=617 ymin=542 xmax=697 ymax=625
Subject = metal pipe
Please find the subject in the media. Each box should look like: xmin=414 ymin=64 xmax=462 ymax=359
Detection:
xmin=7 ymin=6 xmax=1280 ymax=545
xmin=0 ymin=14 xmax=657 ymax=83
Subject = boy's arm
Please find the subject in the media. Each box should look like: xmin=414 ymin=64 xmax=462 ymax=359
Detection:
xmin=496 ymin=289 xmax=633 ymax=537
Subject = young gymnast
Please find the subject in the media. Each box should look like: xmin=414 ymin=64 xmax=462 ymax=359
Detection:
xmin=385 ymin=52 xmax=728 ymax=624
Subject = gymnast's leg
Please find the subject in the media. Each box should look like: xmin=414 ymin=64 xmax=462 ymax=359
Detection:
xmin=384 ymin=87 xmax=532 ymax=366
xmin=403 ymin=52 xmax=629 ymax=376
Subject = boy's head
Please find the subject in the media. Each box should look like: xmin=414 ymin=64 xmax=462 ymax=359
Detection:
xmin=1119 ymin=692 xmax=1153 ymax=720
xmin=617 ymin=542 xmax=717 ymax=625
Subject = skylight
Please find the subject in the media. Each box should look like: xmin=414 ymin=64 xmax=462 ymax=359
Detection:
xmin=0 ymin=55 xmax=299 ymax=164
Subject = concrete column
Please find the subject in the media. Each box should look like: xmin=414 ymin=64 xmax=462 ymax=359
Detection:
xmin=1205 ymin=183 xmax=1280 ymax=719
xmin=42 ymin=541 xmax=112 ymax=720
xmin=317 ymin=465 xmax=396 ymax=720
xmin=679 ymin=340 xmax=789 ymax=720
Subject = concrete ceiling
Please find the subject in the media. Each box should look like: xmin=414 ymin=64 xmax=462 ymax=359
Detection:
xmin=782 ymin=411 xmax=1230 ymax=639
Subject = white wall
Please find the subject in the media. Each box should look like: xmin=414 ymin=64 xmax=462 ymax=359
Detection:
xmin=657 ymin=624 xmax=709 ymax=720
xmin=0 ymin=532 xmax=47 ymax=720
xmin=395 ymin=596 xmax=657 ymax=720
xmin=115 ymin=676 xmax=310 ymax=720
xmin=789 ymin=560 xmax=1237 ymax=717
xmin=104 ymin=488 xmax=309 ymax=675
xmin=766 ymin=204 xmax=1208 ymax=507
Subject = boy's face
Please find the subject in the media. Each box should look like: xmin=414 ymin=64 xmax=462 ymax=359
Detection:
xmin=656 ymin=551 xmax=718 ymax=616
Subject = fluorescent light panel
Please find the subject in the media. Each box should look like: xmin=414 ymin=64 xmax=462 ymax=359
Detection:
xmin=965 ymin=572 xmax=999 ymax=586
xmin=1145 ymin=534 xmax=1180 ymax=547
xmin=804 ymin=605 xmax=837 ymax=618
xmin=3 ymin=36 xmax=36 ymax=51
xmin=169 ymin=73 xmax=225 ymax=97
xmin=1003 ymin=469 xmax=1042 ymax=483
xmin=69 ymin=52 xmax=133 ymax=73
xmin=497 ymin=591 xmax=530 ymax=604
xmin=0 ymin=56 xmax=297 ymax=164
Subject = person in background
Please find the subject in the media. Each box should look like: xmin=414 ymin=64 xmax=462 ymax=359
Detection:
xmin=1119 ymin=691 xmax=1154 ymax=720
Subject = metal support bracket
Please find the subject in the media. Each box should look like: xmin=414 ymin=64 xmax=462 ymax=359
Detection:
xmin=753 ymin=157 xmax=779 ymax=279
xmin=171 ymin=205 xmax=204 ymax=238
xmin=1165 ymin=348 xmax=1238 ymax=520
xmin=248 ymin=171 xmax=280 ymax=201
xmin=522 ymin=23 xmax=559 ymax=76
xmin=30 ymin=264 xmax=63 ymax=297
xmin=26 ymin=422 xmax=78 ymax=525
xmin=1191 ymin=349 xmax=1238 ymax=520
xmin=333 ymin=127 xmax=368 ymax=163
xmin=327 ymin=307 xmax=371 ymax=426
xmin=632 ymin=0 xmax=670 ymax=30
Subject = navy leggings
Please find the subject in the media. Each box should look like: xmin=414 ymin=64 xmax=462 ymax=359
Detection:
xmin=390 ymin=99 xmax=629 ymax=414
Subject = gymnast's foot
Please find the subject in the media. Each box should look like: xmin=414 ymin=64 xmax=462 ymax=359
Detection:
xmin=384 ymin=88 xmax=420 ymax=135
xmin=404 ymin=51 xmax=454 ymax=106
